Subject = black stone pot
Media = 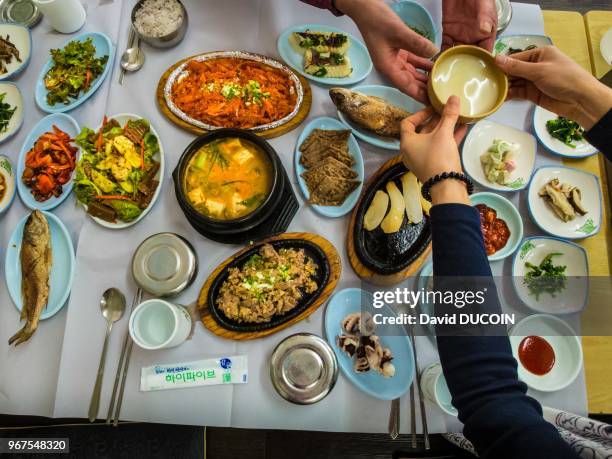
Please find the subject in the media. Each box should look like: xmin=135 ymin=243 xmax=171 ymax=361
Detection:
xmin=173 ymin=129 xmax=298 ymax=244
xmin=353 ymin=163 xmax=431 ymax=275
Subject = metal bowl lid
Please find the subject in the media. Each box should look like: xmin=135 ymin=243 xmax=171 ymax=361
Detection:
xmin=496 ymin=0 xmax=512 ymax=34
xmin=131 ymin=232 xmax=198 ymax=297
xmin=270 ymin=333 xmax=338 ymax=405
xmin=0 ymin=0 xmax=41 ymax=27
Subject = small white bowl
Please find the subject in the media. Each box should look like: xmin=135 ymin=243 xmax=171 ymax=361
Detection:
xmin=0 ymin=24 xmax=31 ymax=80
xmin=509 ymin=314 xmax=582 ymax=392
xmin=533 ymin=106 xmax=597 ymax=158
xmin=462 ymin=120 xmax=536 ymax=191
xmin=0 ymin=83 xmax=23 ymax=144
xmin=493 ymin=34 xmax=553 ymax=56
xmin=512 ymin=237 xmax=588 ymax=314
xmin=0 ymin=155 xmax=15 ymax=214
xmin=600 ymin=27 xmax=612 ymax=65
xmin=527 ymin=166 xmax=602 ymax=239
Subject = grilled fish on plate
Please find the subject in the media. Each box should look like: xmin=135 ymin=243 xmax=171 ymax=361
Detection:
xmin=8 ymin=210 xmax=52 ymax=346
xmin=329 ymin=88 xmax=411 ymax=138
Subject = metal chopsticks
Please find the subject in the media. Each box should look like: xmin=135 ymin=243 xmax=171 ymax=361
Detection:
xmin=409 ymin=325 xmax=430 ymax=449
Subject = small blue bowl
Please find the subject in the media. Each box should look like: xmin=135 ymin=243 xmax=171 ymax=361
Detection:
xmin=5 ymin=211 xmax=75 ymax=320
xmin=470 ymin=192 xmax=523 ymax=261
xmin=324 ymin=287 xmax=415 ymax=400
xmin=35 ymin=32 xmax=114 ymax=113
xmin=294 ymin=116 xmax=364 ymax=217
xmin=390 ymin=1 xmax=440 ymax=47
xmin=16 ymin=113 xmax=80 ymax=211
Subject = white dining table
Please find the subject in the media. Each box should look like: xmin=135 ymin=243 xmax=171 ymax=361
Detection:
xmin=0 ymin=0 xmax=588 ymax=433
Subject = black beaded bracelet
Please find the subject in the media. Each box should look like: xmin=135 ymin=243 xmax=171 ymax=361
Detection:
xmin=421 ymin=171 xmax=474 ymax=202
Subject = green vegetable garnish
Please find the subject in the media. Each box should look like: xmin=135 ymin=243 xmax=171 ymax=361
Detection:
xmin=0 ymin=92 xmax=16 ymax=133
xmin=545 ymin=116 xmax=584 ymax=148
xmin=44 ymin=37 xmax=109 ymax=106
xmin=410 ymin=25 xmax=432 ymax=41
xmin=314 ymin=67 xmax=327 ymax=77
xmin=523 ymin=252 xmax=567 ymax=300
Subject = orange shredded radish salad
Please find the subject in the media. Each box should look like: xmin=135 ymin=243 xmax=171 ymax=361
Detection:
xmin=170 ymin=58 xmax=298 ymax=129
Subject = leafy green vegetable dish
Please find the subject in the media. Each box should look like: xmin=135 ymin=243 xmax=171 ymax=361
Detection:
xmin=75 ymin=116 xmax=160 ymax=224
xmin=545 ymin=116 xmax=584 ymax=148
xmin=0 ymin=92 xmax=16 ymax=133
xmin=524 ymin=252 xmax=567 ymax=301
xmin=44 ymin=38 xmax=109 ymax=106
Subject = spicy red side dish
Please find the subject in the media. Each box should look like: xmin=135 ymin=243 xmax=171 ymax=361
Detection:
xmin=22 ymin=125 xmax=77 ymax=202
xmin=476 ymin=203 xmax=511 ymax=256
xmin=518 ymin=335 xmax=556 ymax=376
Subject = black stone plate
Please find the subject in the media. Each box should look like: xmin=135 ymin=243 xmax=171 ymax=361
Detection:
xmin=207 ymin=239 xmax=330 ymax=333
xmin=354 ymin=163 xmax=431 ymax=275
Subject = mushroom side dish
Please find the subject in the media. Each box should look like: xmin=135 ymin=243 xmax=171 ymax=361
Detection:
xmin=336 ymin=312 xmax=395 ymax=378
xmin=538 ymin=178 xmax=588 ymax=222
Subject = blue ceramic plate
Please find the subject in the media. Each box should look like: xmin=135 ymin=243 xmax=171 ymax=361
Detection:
xmin=336 ymin=85 xmax=424 ymax=150
xmin=5 ymin=211 xmax=75 ymax=320
xmin=390 ymin=0 xmax=441 ymax=48
xmin=532 ymin=106 xmax=597 ymax=158
xmin=470 ymin=192 xmax=524 ymax=261
xmin=0 ymin=83 xmax=24 ymax=144
xmin=277 ymin=24 xmax=372 ymax=86
xmin=35 ymin=32 xmax=114 ymax=113
xmin=324 ymin=288 xmax=414 ymax=400
xmin=294 ymin=117 xmax=364 ymax=217
xmin=16 ymin=113 xmax=80 ymax=211
xmin=527 ymin=165 xmax=602 ymax=239
xmin=493 ymin=34 xmax=553 ymax=56
xmin=512 ymin=236 xmax=589 ymax=315
xmin=0 ymin=24 xmax=31 ymax=80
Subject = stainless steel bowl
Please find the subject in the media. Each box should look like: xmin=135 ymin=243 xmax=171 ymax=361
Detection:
xmin=131 ymin=0 xmax=188 ymax=49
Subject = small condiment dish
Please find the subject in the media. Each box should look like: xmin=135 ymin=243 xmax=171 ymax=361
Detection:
xmin=0 ymin=155 xmax=15 ymax=214
xmin=493 ymin=34 xmax=552 ymax=56
xmin=131 ymin=0 xmax=188 ymax=48
xmin=532 ymin=106 xmax=597 ymax=158
xmin=420 ymin=363 xmax=457 ymax=417
xmin=428 ymin=45 xmax=508 ymax=124
xmin=509 ymin=314 xmax=582 ymax=392
xmin=599 ymin=27 xmax=612 ymax=65
xmin=390 ymin=1 xmax=440 ymax=47
xmin=0 ymin=24 xmax=31 ymax=80
xmin=527 ymin=165 xmax=602 ymax=239
xmin=512 ymin=237 xmax=588 ymax=315
xmin=462 ymin=120 xmax=536 ymax=192
xmin=470 ymin=192 xmax=523 ymax=261
xmin=0 ymin=82 xmax=23 ymax=144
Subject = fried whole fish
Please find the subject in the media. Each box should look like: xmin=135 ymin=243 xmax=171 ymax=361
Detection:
xmin=329 ymin=88 xmax=411 ymax=138
xmin=8 ymin=210 xmax=52 ymax=346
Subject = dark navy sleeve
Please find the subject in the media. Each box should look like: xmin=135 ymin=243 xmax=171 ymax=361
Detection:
xmin=585 ymin=108 xmax=612 ymax=162
xmin=429 ymin=203 xmax=579 ymax=459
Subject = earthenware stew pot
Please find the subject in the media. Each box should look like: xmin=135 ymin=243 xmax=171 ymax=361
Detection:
xmin=173 ymin=128 xmax=285 ymax=239
xmin=354 ymin=163 xmax=432 ymax=275
xmin=207 ymin=239 xmax=331 ymax=333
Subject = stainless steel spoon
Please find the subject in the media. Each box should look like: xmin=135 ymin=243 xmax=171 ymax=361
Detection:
xmin=88 ymin=288 xmax=126 ymax=422
xmin=119 ymin=36 xmax=144 ymax=83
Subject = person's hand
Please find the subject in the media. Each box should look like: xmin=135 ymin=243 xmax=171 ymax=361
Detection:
xmin=336 ymin=0 xmax=437 ymax=103
xmin=400 ymin=96 xmax=469 ymax=205
xmin=442 ymin=0 xmax=497 ymax=51
xmin=495 ymin=46 xmax=612 ymax=130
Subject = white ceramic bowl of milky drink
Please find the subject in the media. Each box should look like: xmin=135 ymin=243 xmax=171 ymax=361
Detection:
xmin=129 ymin=299 xmax=192 ymax=350
xmin=428 ymin=45 xmax=508 ymax=124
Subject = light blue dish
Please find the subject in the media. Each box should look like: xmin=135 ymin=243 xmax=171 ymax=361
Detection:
xmin=493 ymin=34 xmax=553 ymax=56
xmin=277 ymin=24 xmax=373 ymax=86
xmin=0 ymin=24 xmax=31 ymax=81
xmin=0 ymin=155 xmax=16 ymax=214
xmin=470 ymin=192 xmax=523 ymax=261
xmin=336 ymin=84 xmax=424 ymax=150
xmin=324 ymin=288 xmax=414 ymax=400
xmin=5 ymin=211 xmax=75 ymax=320
xmin=390 ymin=1 xmax=441 ymax=48
xmin=294 ymin=117 xmax=364 ymax=217
xmin=16 ymin=113 xmax=80 ymax=211
xmin=35 ymin=32 xmax=114 ymax=113
xmin=0 ymin=82 xmax=25 ymax=144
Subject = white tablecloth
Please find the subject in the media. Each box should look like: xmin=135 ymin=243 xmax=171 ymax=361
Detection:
xmin=0 ymin=0 xmax=587 ymax=432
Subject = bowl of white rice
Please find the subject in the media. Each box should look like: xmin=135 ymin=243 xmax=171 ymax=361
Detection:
xmin=131 ymin=0 xmax=188 ymax=48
